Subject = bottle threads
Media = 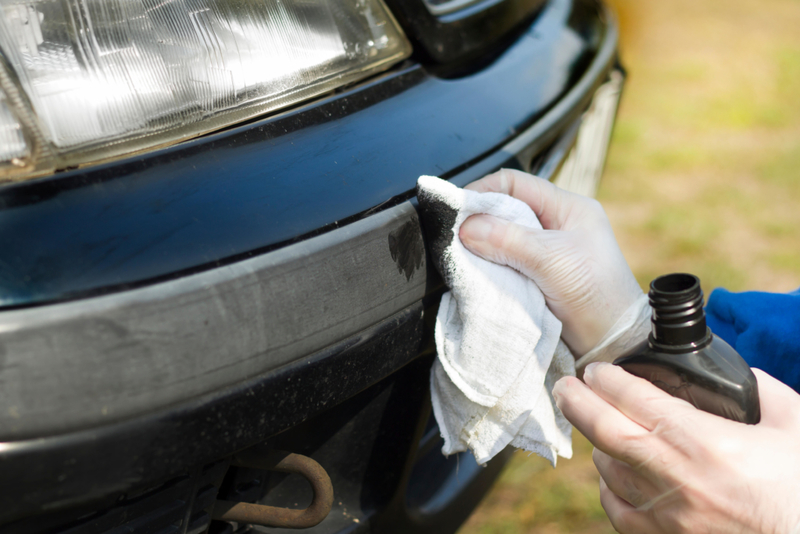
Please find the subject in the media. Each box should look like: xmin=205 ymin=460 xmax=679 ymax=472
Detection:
xmin=648 ymin=273 xmax=712 ymax=350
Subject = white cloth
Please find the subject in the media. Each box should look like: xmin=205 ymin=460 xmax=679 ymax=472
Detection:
xmin=417 ymin=175 xmax=575 ymax=466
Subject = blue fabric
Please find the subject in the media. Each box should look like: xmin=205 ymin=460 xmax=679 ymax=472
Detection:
xmin=706 ymin=287 xmax=800 ymax=392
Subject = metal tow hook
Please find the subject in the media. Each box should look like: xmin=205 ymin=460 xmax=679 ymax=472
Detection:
xmin=212 ymin=450 xmax=334 ymax=529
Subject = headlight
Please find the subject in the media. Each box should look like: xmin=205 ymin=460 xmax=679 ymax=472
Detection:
xmin=0 ymin=85 xmax=29 ymax=169
xmin=0 ymin=0 xmax=411 ymax=182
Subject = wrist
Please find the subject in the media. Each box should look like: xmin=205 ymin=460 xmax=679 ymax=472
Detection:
xmin=573 ymin=293 xmax=650 ymax=379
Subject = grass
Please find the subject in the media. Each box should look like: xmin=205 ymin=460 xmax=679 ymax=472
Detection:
xmin=599 ymin=0 xmax=800 ymax=294
xmin=459 ymin=0 xmax=800 ymax=532
xmin=460 ymin=433 xmax=614 ymax=534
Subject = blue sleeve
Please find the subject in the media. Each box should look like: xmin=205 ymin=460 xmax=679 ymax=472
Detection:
xmin=706 ymin=287 xmax=800 ymax=392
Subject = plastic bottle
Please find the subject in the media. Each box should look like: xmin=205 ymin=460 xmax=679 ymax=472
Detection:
xmin=614 ymin=273 xmax=761 ymax=424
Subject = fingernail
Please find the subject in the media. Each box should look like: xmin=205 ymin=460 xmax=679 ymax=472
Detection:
xmin=460 ymin=215 xmax=496 ymax=243
xmin=552 ymin=378 xmax=566 ymax=407
xmin=583 ymin=362 xmax=602 ymax=382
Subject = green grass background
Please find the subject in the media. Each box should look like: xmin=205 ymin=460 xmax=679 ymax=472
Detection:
xmin=459 ymin=0 xmax=800 ymax=532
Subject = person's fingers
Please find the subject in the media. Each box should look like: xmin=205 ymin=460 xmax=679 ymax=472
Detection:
xmin=459 ymin=214 xmax=624 ymax=355
xmin=459 ymin=214 xmax=563 ymax=281
xmin=593 ymin=448 xmax=659 ymax=509
xmin=552 ymin=376 xmax=654 ymax=465
xmin=584 ymin=362 xmax=698 ymax=431
xmin=599 ymin=478 xmax=660 ymax=534
xmin=458 ymin=214 xmax=526 ymax=266
xmin=463 ymin=168 xmax=584 ymax=230
xmin=752 ymin=368 xmax=800 ymax=428
xmin=463 ymin=168 xmax=517 ymax=194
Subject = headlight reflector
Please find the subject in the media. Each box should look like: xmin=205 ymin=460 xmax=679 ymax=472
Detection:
xmin=0 ymin=0 xmax=411 ymax=180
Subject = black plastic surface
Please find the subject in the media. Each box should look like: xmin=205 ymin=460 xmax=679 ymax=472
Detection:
xmin=0 ymin=305 xmax=424 ymax=524
xmin=1 ymin=303 xmax=511 ymax=534
xmin=616 ymin=337 xmax=761 ymax=425
xmin=4 ymin=460 xmax=229 ymax=534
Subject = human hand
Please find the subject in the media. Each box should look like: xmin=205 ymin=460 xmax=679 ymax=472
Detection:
xmin=460 ymin=168 xmax=642 ymax=355
xmin=552 ymin=362 xmax=800 ymax=534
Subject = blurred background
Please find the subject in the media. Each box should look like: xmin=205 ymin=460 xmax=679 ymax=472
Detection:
xmin=459 ymin=0 xmax=800 ymax=532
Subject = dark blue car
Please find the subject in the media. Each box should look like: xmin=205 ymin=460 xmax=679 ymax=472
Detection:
xmin=0 ymin=0 xmax=622 ymax=531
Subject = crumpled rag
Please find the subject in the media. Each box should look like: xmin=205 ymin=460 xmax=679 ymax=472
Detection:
xmin=416 ymin=175 xmax=574 ymax=466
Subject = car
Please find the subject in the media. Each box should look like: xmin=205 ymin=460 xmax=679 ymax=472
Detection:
xmin=0 ymin=0 xmax=622 ymax=532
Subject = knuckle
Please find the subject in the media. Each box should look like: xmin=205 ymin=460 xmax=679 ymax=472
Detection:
xmin=662 ymin=507 xmax=696 ymax=534
xmin=584 ymin=197 xmax=605 ymax=214
xmin=469 ymin=169 xmax=507 ymax=193
xmin=602 ymin=497 xmax=631 ymax=534
xmin=596 ymin=453 xmax=649 ymax=510
xmin=532 ymin=232 xmax=571 ymax=267
xmin=497 ymin=223 xmax=536 ymax=267
xmin=608 ymin=430 xmax=651 ymax=466
xmin=574 ymin=196 xmax=608 ymax=222
xmin=650 ymin=412 xmax=694 ymax=450
xmin=500 ymin=222 xmax=525 ymax=250
xmin=477 ymin=167 xmax=522 ymax=195
xmin=498 ymin=168 xmax=514 ymax=196
xmin=619 ymin=432 xmax=650 ymax=464
xmin=624 ymin=484 xmax=646 ymax=510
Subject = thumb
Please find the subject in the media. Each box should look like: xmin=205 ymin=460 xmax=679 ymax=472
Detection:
xmin=459 ymin=214 xmax=552 ymax=280
xmin=752 ymin=368 xmax=800 ymax=429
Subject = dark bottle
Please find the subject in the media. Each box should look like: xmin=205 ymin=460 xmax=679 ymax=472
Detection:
xmin=614 ymin=273 xmax=761 ymax=424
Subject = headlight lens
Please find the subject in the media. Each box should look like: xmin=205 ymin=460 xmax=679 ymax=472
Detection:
xmin=0 ymin=86 xmax=28 ymax=166
xmin=0 ymin=0 xmax=411 ymax=181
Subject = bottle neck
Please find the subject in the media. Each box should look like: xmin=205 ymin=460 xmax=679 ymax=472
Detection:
xmin=648 ymin=273 xmax=712 ymax=352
